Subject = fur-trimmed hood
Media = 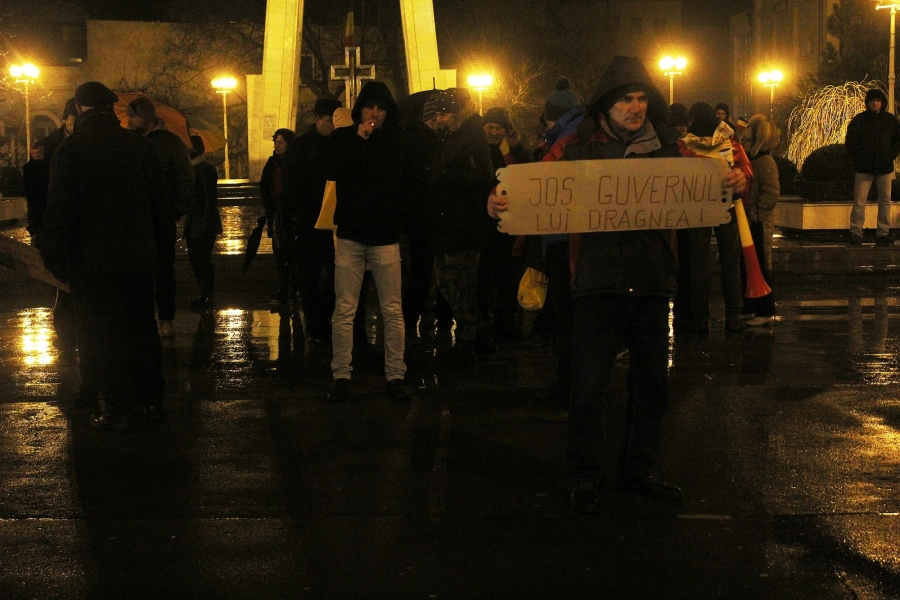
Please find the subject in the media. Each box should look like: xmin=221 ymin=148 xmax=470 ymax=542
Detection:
xmin=745 ymin=113 xmax=780 ymax=157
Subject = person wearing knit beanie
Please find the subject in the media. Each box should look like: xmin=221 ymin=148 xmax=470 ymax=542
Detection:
xmin=544 ymin=77 xmax=580 ymax=124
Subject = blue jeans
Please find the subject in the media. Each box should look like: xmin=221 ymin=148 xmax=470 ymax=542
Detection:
xmin=851 ymin=172 xmax=893 ymax=236
xmin=568 ymin=294 xmax=670 ymax=483
xmin=331 ymin=239 xmax=406 ymax=381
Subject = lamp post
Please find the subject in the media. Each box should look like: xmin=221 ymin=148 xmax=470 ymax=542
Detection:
xmin=659 ymin=56 xmax=687 ymax=106
xmin=758 ymin=70 xmax=783 ymax=118
xmin=9 ymin=63 xmax=40 ymax=153
xmin=467 ymin=74 xmax=493 ymax=115
xmin=211 ymin=76 xmax=237 ymax=179
xmin=877 ymin=2 xmax=900 ymax=113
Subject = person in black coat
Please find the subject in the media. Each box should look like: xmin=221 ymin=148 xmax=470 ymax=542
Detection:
xmin=260 ymin=127 xmax=297 ymax=301
xmin=42 ymin=81 xmax=170 ymax=431
xmin=845 ymin=88 xmax=900 ymax=244
xmin=280 ymin=98 xmax=342 ymax=342
xmin=427 ymin=88 xmax=495 ymax=363
xmin=22 ymin=97 xmax=78 ymax=362
xmin=185 ymin=135 xmax=223 ymax=308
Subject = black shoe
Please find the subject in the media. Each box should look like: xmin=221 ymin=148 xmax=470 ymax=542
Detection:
xmin=569 ymin=481 xmax=601 ymax=514
xmin=90 ymin=412 xmax=133 ymax=432
xmin=189 ymin=296 xmax=213 ymax=310
xmin=849 ymin=235 xmax=863 ymax=245
xmin=386 ymin=378 xmax=412 ymax=400
xmin=327 ymin=378 xmax=351 ymax=401
xmin=876 ymin=234 xmax=896 ymax=246
xmin=144 ymin=404 xmax=167 ymax=423
xmin=620 ymin=474 xmax=683 ymax=502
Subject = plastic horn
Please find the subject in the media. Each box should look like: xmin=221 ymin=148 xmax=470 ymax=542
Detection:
xmin=732 ymin=198 xmax=772 ymax=299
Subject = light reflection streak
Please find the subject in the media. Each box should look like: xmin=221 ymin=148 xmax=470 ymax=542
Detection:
xmin=18 ymin=308 xmax=54 ymax=366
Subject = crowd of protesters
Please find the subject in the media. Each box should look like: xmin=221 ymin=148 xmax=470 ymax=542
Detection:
xmin=21 ymin=55 xmax=814 ymax=512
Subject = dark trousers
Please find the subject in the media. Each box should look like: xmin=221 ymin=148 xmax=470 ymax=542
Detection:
xmin=477 ymin=237 xmax=520 ymax=335
xmin=272 ymin=236 xmax=294 ymax=295
xmin=544 ymin=243 xmax=573 ymax=411
xmin=295 ymin=228 xmax=336 ymax=340
xmin=71 ymin=272 xmax=165 ymax=416
xmin=53 ymin=289 xmax=77 ymax=355
xmin=155 ymin=222 xmax=177 ymax=321
xmin=568 ymin=294 xmax=670 ymax=483
xmin=686 ymin=217 xmax=743 ymax=323
xmin=672 ymin=231 xmax=693 ymax=321
xmin=187 ymin=235 xmax=217 ymax=299
xmin=401 ymin=229 xmax=435 ymax=336
xmin=740 ymin=221 xmax=776 ymax=317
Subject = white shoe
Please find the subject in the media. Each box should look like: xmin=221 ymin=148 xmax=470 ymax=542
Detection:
xmin=159 ymin=320 xmax=175 ymax=338
xmin=746 ymin=316 xmax=775 ymax=327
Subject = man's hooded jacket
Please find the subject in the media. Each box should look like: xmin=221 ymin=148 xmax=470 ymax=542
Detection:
xmin=325 ymin=81 xmax=417 ymax=246
xmin=845 ymin=88 xmax=900 ymax=175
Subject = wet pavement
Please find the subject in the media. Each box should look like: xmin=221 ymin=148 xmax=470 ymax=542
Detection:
xmin=1 ymin=212 xmax=900 ymax=598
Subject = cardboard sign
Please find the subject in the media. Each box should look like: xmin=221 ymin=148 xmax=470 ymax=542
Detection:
xmin=0 ymin=235 xmax=70 ymax=292
xmin=495 ymin=157 xmax=734 ymax=235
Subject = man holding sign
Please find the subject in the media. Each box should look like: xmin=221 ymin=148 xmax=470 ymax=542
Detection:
xmin=489 ymin=56 xmax=746 ymax=513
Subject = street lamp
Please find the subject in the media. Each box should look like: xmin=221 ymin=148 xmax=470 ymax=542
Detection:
xmin=9 ymin=63 xmax=40 ymax=154
xmin=659 ymin=56 xmax=687 ymax=106
xmin=467 ymin=74 xmax=493 ymax=115
xmin=211 ymin=76 xmax=237 ymax=179
xmin=758 ymin=70 xmax=783 ymax=118
xmin=877 ymin=1 xmax=900 ymax=113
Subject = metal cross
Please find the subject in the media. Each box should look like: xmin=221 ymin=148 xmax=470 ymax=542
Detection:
xmin=330 ymin=47 xmax=376 ymax=109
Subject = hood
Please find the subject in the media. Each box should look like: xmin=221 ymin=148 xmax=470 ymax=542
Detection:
xmin=351 ymin=81 xmax=400 ymax=128
xmin=586 ymin=56 xmax=668 ymax=128
xmin=865 ymin=88 xmax=889 ymax=110
xmin=745 ymin=113 xmax=781 ymax=157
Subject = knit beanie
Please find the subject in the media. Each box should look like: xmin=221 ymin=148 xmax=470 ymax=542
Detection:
xmin=544 ymin=77 xmax=580 ymax=122
xmin=597 ymin=83 xmax=650 ymax=115
xmin=422 ymin=93 xmax=439 ymax=122
xmin=127 ymin=97 xmax=157 ymax=121
xmin=483 ymin=107 xmax=512 ymax=131
xmin=74 ymin=81 xmax=118 ymax=107
xmin=314 ymin=98 xmax=342 ymax=117
xmin=434 ymin=88 xmax=471 ymax=113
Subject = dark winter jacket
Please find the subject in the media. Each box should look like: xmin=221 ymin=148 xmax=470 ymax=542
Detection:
xmin=22 ymin=125 xmax=69 ymax=243
xmin=41 ymin=106 xmax=170 ymax=279
xmin=426 ymin=106 xmax=495 ymax=252
xmin=845 ymin=89 xmax=900 ymax=175
xmin=548 ymin=56 xmax=680 ymax=299
xmin=325 ymin=81 xmax=416 ymax=246
xmin=185 ymin=158 xmax=223 ymax=241
xmin=260 ymin=152 xmax=286 ymax=235
xmin=281 ymin=124 xmax=331 ymax=229
xmin=146 ymin=128 xmax=193 ymax=219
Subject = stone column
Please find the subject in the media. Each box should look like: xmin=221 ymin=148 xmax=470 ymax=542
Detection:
xmin=399 ymin=0 xmax=456 ymax=93
xmin=247 ymin=0 xmax=305 ymax=183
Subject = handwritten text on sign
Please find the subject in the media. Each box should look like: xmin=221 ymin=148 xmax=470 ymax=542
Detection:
xmin=495 ymin=158 xmax=733 ymax=235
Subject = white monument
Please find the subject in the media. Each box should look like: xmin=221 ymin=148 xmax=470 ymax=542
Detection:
xmin=246 ymin=0 xmax=457 ymax=181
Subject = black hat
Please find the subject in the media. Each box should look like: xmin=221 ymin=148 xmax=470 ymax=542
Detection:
xmin=74 ymin=81 xmax=118 ymax=107
xmin=189 ymin=134 xmax=206 ymax=158
xmin=483 ymin=107 xmax=512 ymax=131
xmin=544 ymin=77 xmax=580 ymax=122
xmin=126 ymin=96 xmax=157 ymax=121
xmin=314 ymin=98 xmax=342 ymax=117
xmin=434 ymin=88 xmax=471 ymax=113
xmin=62 ymin=98 xmax=78 ymax=119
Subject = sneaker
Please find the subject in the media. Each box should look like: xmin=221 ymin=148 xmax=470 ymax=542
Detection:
xmin=849 ymin=235 xmax=864 ymax=245
xmin=90 ymin=412 xmax=134 ymax=432
xmin=569 ymin=481 xmax=601 ymax=514
xmin=876 ymin=234 xmax=896 ymax=246
xmin=326 ymin=378 xmax=351 ymax=401
xmin=746 ymin=315 xmax=775 ymax=327
xmin=158 ymin=320 xmax=175 ymax=338
xmin=386 ymin=378 xmax=412 ymax=400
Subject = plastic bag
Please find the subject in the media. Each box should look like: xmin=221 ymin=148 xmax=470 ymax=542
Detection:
xmin=517 ymin=267 xmax=548 ymax=311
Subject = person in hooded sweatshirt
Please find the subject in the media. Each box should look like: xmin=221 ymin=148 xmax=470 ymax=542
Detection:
xmin=489 ymin=56 xmax=747 ymax=513
xmin=323 ymin=81 xmax=417 ymax=402
xmin=845 ymin=88 xmax=900 ymax=245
